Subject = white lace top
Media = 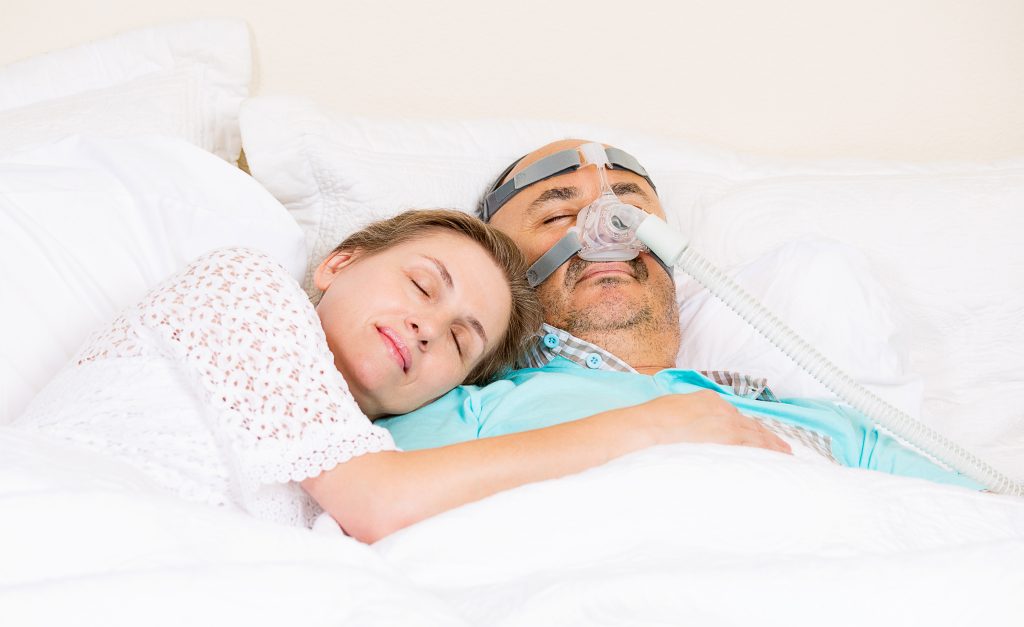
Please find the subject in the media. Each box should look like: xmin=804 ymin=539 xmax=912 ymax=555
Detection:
xmin=14 ymin=248 xmax=396 ymax=527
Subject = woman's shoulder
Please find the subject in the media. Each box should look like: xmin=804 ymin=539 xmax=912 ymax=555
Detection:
xmin=75 ymin=247 xmax=311 ymax=365
xmin=190 ymin=246 xmax=288 ymax=270
xmin=179 ymin=246 xmax=301 ymax=291
xmin=144 ymin=247 xmax=311 ymax=316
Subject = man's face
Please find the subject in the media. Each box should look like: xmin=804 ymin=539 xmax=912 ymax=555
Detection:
xmin=488 ymin=140 xmax=678 ymax=338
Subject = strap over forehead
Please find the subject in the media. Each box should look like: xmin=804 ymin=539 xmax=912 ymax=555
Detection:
xmin=482 ymin=145 xmax=656 ymax=222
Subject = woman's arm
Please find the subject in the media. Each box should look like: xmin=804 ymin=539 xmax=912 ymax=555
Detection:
xmin=302 ymin=391 xmax=790 ymax=543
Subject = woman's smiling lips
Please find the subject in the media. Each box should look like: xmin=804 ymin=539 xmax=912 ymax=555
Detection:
xmin=377 ymin=326 xmax=411 ymax=372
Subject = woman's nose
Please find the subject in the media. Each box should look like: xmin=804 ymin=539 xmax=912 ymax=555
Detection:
xmin=407 ymin=313 xmax=444 ymax=349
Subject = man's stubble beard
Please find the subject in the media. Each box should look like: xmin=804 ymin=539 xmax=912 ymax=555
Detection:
xmin=539 ymin=256 xmax=680 ymax=344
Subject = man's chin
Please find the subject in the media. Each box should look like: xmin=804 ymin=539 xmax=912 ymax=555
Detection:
xmin=570 ymin=279 xmax=643 ymax=306
xmin=561 ymin=293 xmax=653 ymax=334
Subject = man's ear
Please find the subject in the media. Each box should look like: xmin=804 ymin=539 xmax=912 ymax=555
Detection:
xmin=313 ymin=249 xmax=359 ymax=292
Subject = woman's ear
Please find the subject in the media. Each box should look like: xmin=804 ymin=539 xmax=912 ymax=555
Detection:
xmin=313 ymin=249 xmax=359 ymax=292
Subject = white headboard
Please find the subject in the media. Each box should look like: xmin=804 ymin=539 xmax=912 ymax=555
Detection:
xmin=3 ymin=0 xmax=1022 ymax=162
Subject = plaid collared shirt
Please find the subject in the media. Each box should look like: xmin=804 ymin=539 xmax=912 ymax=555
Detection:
xmin=516 ymin=323 xmax=838 ymax=464
xmin=518 ymin=323 xmax=779 ymax=402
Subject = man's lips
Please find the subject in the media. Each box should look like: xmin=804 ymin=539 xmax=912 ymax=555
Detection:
xmin=576 ymin=262 xmax=636 ymax=284
xmin=377 ymin=326 xmax=411 ymax=372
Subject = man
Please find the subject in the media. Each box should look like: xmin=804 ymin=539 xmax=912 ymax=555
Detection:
xmin=378 ymin=139 xmax=979 ymax=489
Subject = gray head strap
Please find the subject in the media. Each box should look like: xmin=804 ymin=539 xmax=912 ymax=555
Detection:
xmin=482 ymin=146 xmax=656 ymax=222
xmin=526 ymin=231 xmax=581 ymax=287
xmin=605 ymin=147 xmax=651 ymax=185
xmin=525 ymin=229 xmax=674 ymax=287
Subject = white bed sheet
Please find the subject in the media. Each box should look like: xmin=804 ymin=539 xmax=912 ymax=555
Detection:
xmin=3 ymin=427 xmax=1021 ymax=626
xmin=0 ymin=428 xmax=467 ymax=627
xmin=377 ymin=445 xmax=1024 ymax=626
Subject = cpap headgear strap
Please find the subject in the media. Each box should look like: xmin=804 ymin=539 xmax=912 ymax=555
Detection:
xmin=482 ymin=145 xmax=656 ymax=222
xmin=484 ymin=143 xmax=669 ymax=287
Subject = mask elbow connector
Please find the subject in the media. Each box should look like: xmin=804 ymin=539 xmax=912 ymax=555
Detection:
xmin=635 ymin=213 xmax=688 ymax=266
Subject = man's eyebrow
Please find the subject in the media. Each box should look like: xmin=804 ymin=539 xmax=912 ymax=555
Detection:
xmin=525 ymin=183 xmax=649 ymax=216
xmin=525 ymin=186 xmax=580 ymax=216
xmin=424 ymin=255 xmax=488 ymax=346
xmin=611 ymin=181 xmax=651 ymax=202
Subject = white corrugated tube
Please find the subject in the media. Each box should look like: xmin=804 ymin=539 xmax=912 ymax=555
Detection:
xmin=636 ymin=214 xmax=1023 ymax=496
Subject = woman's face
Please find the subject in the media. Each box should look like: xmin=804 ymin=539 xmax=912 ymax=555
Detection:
xmin=314 ymin=230 xmax=512 ymax=418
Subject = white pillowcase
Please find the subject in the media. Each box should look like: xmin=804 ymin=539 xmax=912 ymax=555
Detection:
xmin=0 ymin=135 xmax=306 ymax=425
xmin=0 ymin=19 xmax=252 ymax=163
xmin=676 ymin=239 xmax=923 ymax=414
xmin=684 ymin=170 xmax=1024 ymax=477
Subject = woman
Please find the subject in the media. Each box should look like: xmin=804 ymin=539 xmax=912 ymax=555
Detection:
xmin=15 ymin=209 xmax=750 ymax=543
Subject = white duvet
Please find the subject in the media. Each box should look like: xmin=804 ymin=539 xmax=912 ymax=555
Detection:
xmin=3 ymin=428 xmax=1021 ymax=627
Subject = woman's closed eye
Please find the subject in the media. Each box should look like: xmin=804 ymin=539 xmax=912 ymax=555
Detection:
xmin=450 ymin=329 xmax=463 ymax=357
xmin=412 ymin=278 xmax=430 ymax=298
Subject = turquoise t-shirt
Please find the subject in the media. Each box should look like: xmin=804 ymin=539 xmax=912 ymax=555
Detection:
xmin=378 ymin=357 xmax=980 ymax=490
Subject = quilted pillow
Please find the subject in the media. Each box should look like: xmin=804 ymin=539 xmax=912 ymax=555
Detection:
xmin=0 ymin=19 xmax=252 ymax=163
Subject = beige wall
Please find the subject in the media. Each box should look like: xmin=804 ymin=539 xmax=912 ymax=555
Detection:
xmin=4 ymin=0 xmax=1023 ymax=161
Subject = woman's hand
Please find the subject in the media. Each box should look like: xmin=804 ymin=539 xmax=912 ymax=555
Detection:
xmin=631 ymin=391 xmax=792 ymax=455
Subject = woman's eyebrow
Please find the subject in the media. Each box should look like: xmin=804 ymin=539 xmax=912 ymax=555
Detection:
xmin=425 ymin=255 xmax=453 ymax=288
xmin=464 ymin=317 xmax=487 ymax=349
xmin=423 ymin=255 xmax=488 ymax=346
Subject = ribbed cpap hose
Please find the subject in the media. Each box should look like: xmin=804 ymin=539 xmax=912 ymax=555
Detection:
xmin=635 ymin=214 xmax=1023 ymax=496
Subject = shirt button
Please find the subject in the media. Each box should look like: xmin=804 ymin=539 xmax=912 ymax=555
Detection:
xmin=542 ymin=333 xmax=560 ymax=349
xmin=585 ymin=353 xmax=603 ymax=369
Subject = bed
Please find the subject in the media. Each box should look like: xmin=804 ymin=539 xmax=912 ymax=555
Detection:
xmin=1 ymin=18 xmax=1022 ymax=626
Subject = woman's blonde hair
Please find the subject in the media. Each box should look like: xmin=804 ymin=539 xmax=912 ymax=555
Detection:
xmin=329 ymin=209 xmax=542 ymax=385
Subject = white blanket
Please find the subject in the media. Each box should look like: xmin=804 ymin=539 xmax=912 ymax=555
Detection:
xmin=0 ymin=429 xmax=466 ymax=626
xmin=2 ymin=428 xmax=1022 ymax=626
xmin=379 ymin=445 xmax=1024 ymax=626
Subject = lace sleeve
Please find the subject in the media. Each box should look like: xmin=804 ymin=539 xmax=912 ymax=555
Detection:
xmin=131 ymin=248 xmax=396 ymax=492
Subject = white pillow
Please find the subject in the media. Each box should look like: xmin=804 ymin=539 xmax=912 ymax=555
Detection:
xmin=0 ymin=19 xmax=252 ymax=163
xmin=684 ymin=170 xmax=1024 ymax=478
xmin=238 ymin=96 xmax=1024 ymax=478
xmin=676 ymin=239 xmax=923 ymax=415
xmin=0 ymin=135 xmax=306 ymax=424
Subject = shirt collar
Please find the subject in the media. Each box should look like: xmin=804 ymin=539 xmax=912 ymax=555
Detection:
xmin=518 ymin=323 xmax=635 ymax=373
xmin=517 ymin=323 xmax=777 ymax=402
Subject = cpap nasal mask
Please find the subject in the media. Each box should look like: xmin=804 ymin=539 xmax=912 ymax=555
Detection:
xmin=483 ymin=142 xmax=1023 ymax=496
xmin=483 ymin=142 xmax=662 ymax=287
